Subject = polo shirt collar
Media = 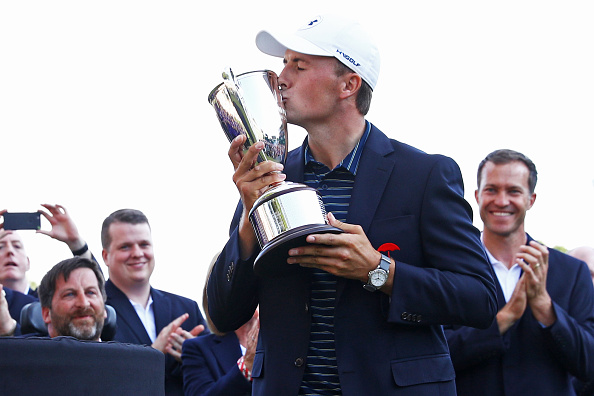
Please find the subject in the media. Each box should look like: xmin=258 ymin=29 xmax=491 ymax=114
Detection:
xmin=304 ymin=120 xmax=371 ymax=176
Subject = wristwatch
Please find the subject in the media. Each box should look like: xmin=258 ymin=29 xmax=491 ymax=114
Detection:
xmin=363 ymin=253 xmax=391 ymax=292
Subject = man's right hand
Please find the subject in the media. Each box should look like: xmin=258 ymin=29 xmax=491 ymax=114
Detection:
xmin=496 ymin=274 xmax=527 ymax=334
xmin=0 ymin=285 xmax=17 ymax=337
xmin=0 ymin=209 xmax=7 ymax=232
xmin=229 ymin=135 xmax=285 ymax=259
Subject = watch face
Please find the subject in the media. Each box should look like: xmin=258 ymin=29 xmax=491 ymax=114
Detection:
xmin=370 ymin=270 xmax=388 ymax=287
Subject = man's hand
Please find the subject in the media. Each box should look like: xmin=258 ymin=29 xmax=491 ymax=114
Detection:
xmin=37 ymin=204 xmax=86 ymax=252
xmin=229 ymin=135 xmax=285 ymax=259
xmin=152 ymin=313 xmax=189 ymax=354
xmin=234 ymin=309 xmax=259 ymax=373
xmin=242 ymin=313 xmax=259 ymax=372
xmin=0 ymin=285 xmax=17 ymax=337
xmin=152 ymin=313 xmax=205 ymax=362
xmin=516 ymin=241 xmax=555 ymax=326
xmin=166 ymin=324 xmax=205 ymax=362
xmin=286 ymin=213 xmax=392 ymax=293
xmin=496 ymin=275 xmax=527 ymax=334
xmin=0 ymin=209 xmax=6 ymax=230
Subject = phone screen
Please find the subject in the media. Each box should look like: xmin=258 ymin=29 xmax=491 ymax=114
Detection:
xmin=3 ymin=212 xmax=41 ymax=230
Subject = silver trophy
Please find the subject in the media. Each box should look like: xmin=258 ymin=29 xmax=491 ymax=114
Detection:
xmin=208 ymin=68 xmax=341 ymax=277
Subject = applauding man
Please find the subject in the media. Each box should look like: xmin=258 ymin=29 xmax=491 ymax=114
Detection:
xmin=101 ymin=209 xmax=207 ymax=395
xmin=445 ymin=149 xmax=594 ymax=395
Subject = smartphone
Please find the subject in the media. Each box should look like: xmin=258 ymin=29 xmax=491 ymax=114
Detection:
xmin=3 ymin=212 xmax=41 ymax=230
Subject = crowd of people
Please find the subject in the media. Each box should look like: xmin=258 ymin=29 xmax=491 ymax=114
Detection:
xmin=2 ymin=12 xmax=594 ymax=396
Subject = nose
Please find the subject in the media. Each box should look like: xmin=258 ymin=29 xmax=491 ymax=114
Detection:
xmin=4 ymin=244 xmax=16 ymax=256
xmin=75 ymin=292 xmax=91 ymax=308
xmin=278 ymin=67 xmax=289 ymax=90
xmin=130 ymin=244 xmax=144 ymax=257
xmin=493 ymin=191 xmax=510 ymax=206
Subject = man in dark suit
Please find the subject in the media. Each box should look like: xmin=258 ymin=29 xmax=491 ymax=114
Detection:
xmin=1 ymin=283 xmax=36 ymax=336
xmin=207 ymin=14 xmax=497 ymax=395
xmin=101 ymin=209 xmax=208 ymax=395
xmin=445 ymin=149 xmax=594 ymax=395
xmin=182 ymin=332 xmax=253 ymax=396
xmin=182 ymin=261 xmax=257 ymax=396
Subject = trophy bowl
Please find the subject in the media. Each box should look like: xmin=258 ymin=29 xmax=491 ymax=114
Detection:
xmin=208 ymin=69 xmax=341 ymax=277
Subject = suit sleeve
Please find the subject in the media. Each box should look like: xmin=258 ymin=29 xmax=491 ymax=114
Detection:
xmin=388 ymin=156 xmax=497 ymax=329
xmin=543 ymin=263 xmax=594 ymax=380
xmin=444 ymin=320 xmax=505 ymax=371
xmin=207 ymin=202 xmax=260 ymax=333
xmin=182 ymin=338 xmax=251 ymax=396
xmin=446 ymin=255 xmax=594 ymax=382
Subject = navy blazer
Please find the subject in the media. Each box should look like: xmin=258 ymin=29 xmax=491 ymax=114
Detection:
xmin=182 ymin=332 xmax=251 ymax=396
xmin=105 ymin=279 xmax=208 ymax=396
xmin=208 ymin=124 xmax=497 ymax=396
xmin=445 ymin=235 xmax=594 ymax=395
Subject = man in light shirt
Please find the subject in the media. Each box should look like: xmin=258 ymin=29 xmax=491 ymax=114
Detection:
xmin=445 ymin=149 xmax=594 ymax=395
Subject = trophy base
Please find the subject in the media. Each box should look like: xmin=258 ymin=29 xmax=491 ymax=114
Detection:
xmin=253 ymin=224 xmax=343 ymax=277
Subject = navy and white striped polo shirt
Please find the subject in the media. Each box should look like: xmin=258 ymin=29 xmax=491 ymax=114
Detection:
xmin=298 ymin=121 xmax=371 ymax=395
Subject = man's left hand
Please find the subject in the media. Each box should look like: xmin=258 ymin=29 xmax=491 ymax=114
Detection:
xmin=516 ymin=241 xmax=555 ymax=326
xmin=287 ymin=212 xmax=389 ymax=291
xmin=37 ymin=204 xmax=86 ymax=252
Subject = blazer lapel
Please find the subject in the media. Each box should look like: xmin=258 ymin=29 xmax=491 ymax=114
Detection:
xmin=285 ymin=142 xmax=305 ymax=183
xmin=150 ymin=288 xmax=172 ymax=333
xmin=106 ymin=280 xmax=153 ymax=345
xmin=347 ymin=126 xmax=395 ymax=234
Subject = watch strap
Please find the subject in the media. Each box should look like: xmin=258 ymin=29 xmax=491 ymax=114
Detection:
xmin=378 ymin=253 xmax=391 ymax=272
xmin=363 ymin=253 xmax=391 ymax=292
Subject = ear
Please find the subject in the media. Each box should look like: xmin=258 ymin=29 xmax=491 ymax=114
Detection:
xmin=102 ymin=249 xmax=109 ymax=267
xmin=527 ymin=193 xmax=536 ymax=210
xmin=42 ymin=306 xmax=51 ymax=325
xmin=474 ymin=189 xmax=479 ymax=204
xmin=25 ymin=257 xmax=31 ymax=271
xmin=339 ymin=73 xmax=362 ymax=100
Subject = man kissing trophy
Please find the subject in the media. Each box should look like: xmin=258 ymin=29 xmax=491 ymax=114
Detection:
xmin=209 ymin=68 xmax=341 ymax=276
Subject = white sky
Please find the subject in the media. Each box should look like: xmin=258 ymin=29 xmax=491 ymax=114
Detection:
xmin=1 ymin=1 xmax=593 ymax=305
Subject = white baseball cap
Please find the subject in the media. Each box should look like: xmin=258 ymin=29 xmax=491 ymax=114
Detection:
xmin=255 ymin=14 xmax=380 ymax=90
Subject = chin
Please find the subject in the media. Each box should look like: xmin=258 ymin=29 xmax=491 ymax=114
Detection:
xmin=68 ymin=323 xmax=101 ymax=341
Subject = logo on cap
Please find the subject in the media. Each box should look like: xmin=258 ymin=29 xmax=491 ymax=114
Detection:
xmin=300 ymin=16 xmax=323 ymax=30
xmin=336 ymin=50 xmax=360 ymax=68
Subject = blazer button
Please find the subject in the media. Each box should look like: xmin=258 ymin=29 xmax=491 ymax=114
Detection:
xmin=294 ymin=357 xmax=304 ymax=367
xmin=416 ymin=315 xmax=422 ymax=323
xmin=401 ymin=312 xmax=408 ymax=321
